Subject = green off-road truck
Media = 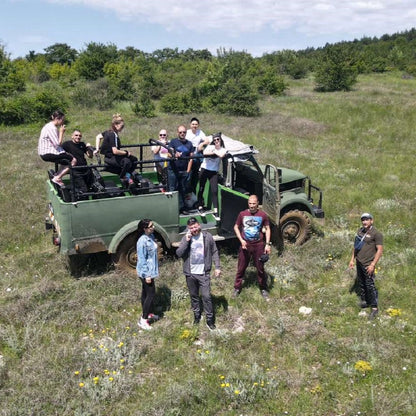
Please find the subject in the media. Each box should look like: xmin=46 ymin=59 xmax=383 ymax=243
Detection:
xmin=45 ymin=134 xmax=324 ymax=274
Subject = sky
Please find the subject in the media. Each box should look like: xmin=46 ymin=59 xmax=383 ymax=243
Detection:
xmin=1 ymin=0 xmax=415 ymax=59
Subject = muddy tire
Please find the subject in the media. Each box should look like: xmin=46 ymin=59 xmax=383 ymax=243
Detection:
xmin=114 ymin=232 xmax=166 ymax=274
xmin=279 ymin=210 xmax=312 ymax=246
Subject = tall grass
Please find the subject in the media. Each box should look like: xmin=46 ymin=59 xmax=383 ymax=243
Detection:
xmin=0 ymin=72 xmax=415 ymax=415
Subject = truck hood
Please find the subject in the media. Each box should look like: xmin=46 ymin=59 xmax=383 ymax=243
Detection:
xmin=217 ymin=134 xmax=307 ymax=184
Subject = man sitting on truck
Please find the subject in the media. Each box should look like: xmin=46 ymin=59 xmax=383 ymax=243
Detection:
xmin=62 ymin=130 xmax=94 ymax=193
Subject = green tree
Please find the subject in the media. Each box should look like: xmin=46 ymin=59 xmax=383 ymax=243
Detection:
xmin=0 ymin=44 xmax=25 ymax=96
xmin=44 ymin=43 xmax=78 ymax=65
xmin=314 ymin=45 xmax=358 ymax=92
xmin=74 ymin=42 xmax=118 ymax=80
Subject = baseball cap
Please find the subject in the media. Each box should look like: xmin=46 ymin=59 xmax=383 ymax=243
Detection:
xmin=360 ymin=213 xmax=373 ymax=220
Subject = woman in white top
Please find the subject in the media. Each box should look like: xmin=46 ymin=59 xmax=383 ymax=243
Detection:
xmin=151 ymin=129 xmax=169 ymax=186
xmin=186 ymin=117 xmax=210 ymax=194
xmin=38 ymin=110 xmax=76 ymax=187
xmin=197 ymin=132 xmax=227 ymax=217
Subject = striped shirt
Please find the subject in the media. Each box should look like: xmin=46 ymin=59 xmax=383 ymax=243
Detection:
xmin=38 ymin=121 xmax=64 ymax=156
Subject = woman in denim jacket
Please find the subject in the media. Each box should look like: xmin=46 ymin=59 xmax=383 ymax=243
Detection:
xmin=136 ymin=219 xmax=159 ymax=330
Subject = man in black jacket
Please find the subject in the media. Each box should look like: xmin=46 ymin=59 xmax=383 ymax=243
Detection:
xmin=62 ymin=129 xmax=94 ymax=192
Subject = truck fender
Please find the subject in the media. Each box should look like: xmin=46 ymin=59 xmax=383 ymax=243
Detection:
xmin=108 ymin=220 xmax=172 ymax=254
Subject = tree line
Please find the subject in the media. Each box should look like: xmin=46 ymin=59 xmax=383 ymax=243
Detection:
xmin=1 ymin=28 xmax=416 ymax=125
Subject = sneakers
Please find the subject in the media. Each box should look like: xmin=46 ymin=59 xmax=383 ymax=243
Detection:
xmin=148 ymin=313 xmax=159 ymax=323
xmin=369 ymin=308 xmax=379 ymax=320
xmin=51 ymin=176 xmax=64 ymax=187
xmin=206 ymin=321 xmax=216 ymax=331
xmin=261 ymin=290 xmax=270 ymax=301
xmin=138 ymin=317 xmax=152 ymax=330
xmin=213 ymin=214 xmax=220 ymax=221
xmin=232 ymin=289 xmax=241 ymax=298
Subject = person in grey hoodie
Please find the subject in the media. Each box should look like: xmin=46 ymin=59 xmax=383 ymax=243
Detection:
xmin=176 ymin=217 xmax=221 ymax=330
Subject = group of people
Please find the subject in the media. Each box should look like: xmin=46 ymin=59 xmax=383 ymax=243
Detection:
xmin=137 ymin=205 xmax=384 ymax=331
xmin=38 ymin=111 xmax=139 ymax=191
xmin=151 ymin=118 xmax=227 ymax=217
xmin=136 ymin=194 xmax=273 ymax=331
xmin=38 ymin=112 xmax=227 ymax=216
xmin=38 ymin=110 xmax=384 ymax=329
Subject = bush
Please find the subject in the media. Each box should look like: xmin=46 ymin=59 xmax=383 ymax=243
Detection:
xmin=160 ymin=92 xmax=201 ymax=114
xmin=0 ymin=88 xmax=67 ymax=125
xmin=314 ymin=46 xmax=358 ymax=92
xmin=131 ymin=93 xmax=156 ymax=118
xmin=210 ymin=78 xmax=260 ymax=117
xmin=71 ymin=79 xmax=113 ymax=110
xmin=257 ymin=71 xmax=287 ymax=95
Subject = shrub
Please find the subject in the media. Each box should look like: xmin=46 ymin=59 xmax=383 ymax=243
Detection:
xmin=71 ymin=79 xmax=113 ymax=110
xmin=131 ymin=93 xmax=156 ymax=118
xmin=314 ymin=46 xmax=358 ymax=92
xmin=160 ymin=92 xmax=201 ymax=114
xmin=210 ymin=78 xmax=260 ymax=117
xmin=0 ymin=88 xmax=67 ymax=125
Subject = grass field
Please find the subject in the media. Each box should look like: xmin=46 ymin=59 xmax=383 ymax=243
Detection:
xmin=0 ymin=72 xmax=415 ymax=415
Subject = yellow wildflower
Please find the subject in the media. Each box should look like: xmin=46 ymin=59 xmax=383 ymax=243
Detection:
xmin=386 ymin=308 xmax=402 ymax=317
xmin=354 ymin=360 xmax=372 ymax=374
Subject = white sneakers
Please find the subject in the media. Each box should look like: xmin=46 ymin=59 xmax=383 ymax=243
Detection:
xmin=138 ymin=317 xmax=152 ymax=330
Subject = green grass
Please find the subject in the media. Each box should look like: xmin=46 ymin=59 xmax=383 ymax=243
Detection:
xmin=1 ymin=72 xmax=415 ymax=415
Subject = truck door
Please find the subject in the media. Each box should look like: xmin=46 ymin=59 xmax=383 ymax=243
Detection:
xmin=263 ymin=164 xmax=281 ymax=226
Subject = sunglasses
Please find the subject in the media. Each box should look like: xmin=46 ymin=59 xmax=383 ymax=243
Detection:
xmin=178 ymin=131 xmax=186 ymax=134
xmin=146 ymin=224 xmax=154 ymax=229
xmin=159 ymin=134 xmax=167 ymax=136
xmin=213 ymin=138 xmax=220 ymax=142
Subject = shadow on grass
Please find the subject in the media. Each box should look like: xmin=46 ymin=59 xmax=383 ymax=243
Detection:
xmin=67 ymin=252 xmax=114 ymax=278
xmin=154 ymin=284 xmax=172 ymax=318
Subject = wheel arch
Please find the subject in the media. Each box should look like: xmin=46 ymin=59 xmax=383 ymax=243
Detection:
xmin=108 ymin=220 xmax=171 ymax=254
xmin=279 ymin=201 xmax=314 ymax=218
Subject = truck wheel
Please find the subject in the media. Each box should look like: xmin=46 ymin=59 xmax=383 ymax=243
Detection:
xmin=114 ymin=233 xmax=139 ymax=273
xmin=114 ymin=233 xmax=166 ymax=273
xmin=279 ymin=210 xmax=311 ymax=246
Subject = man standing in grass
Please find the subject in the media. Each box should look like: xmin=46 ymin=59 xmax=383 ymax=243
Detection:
xmin=349 ymin=213 xmax=383 ymax=320
xmin=176 ymin=217 xmax=221 ymax=330
xmin=233 ymin=194 xmax=272 ymax=301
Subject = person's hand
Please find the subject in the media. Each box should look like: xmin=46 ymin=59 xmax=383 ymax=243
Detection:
xmin=145 ymin=277 xmax=152 ymax=284
xmin=264 ymin=244 xmax=271 ymax=254
xmin=366 ymin=263 xmax=375 ymax=274
xmin=214 ymin=269 xmax=221 ymax=278
xmin=186 ymin=230 xmax=192 ymax=242
xmin=241 ymin=240 xmax=247 ymax=250
xmin=348 ymin=260 xmax=355 ymax=269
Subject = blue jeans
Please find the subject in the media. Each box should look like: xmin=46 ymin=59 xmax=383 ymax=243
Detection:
xmin=168 ymin=169 xmax=190 ymax=210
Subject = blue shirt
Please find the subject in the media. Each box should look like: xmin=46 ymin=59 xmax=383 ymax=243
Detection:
xmin=168 ymin=138 xmax=193 ymax=172
xmin=136 ymin=234 xmax=159 ymax=279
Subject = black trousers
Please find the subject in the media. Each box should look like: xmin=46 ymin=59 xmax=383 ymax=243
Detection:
xmin=141 ymin=278 xmax=156 ymax=319
xmin=356 ymin=261 xmax=378 ymax=308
